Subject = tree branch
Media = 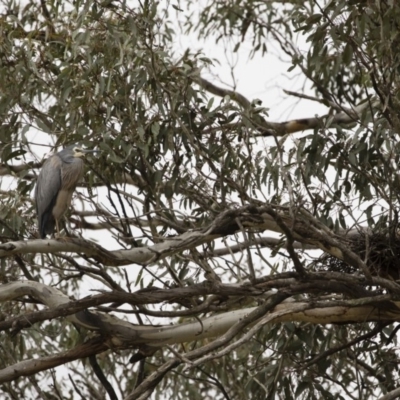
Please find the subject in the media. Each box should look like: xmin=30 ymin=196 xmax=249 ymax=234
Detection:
xmin=0 ymin=336 xmax=108 ymax=383
xmin=378 ymin=387 xmax=400 ymax=400
xmin=195 ymin=75 xmax=379 ymax=136
xmin=0 ymin=278 xmax=399 ymax=385
xmin=0 ymin=204 xmax=387 ymax=280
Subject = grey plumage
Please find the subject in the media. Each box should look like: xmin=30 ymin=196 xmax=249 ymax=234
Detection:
xmin=35 ymin=145 xmax=96 ymax=238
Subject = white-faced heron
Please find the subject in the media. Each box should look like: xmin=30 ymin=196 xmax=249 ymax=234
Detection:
xmin=35 ymin=145 xmax=97 ymax=238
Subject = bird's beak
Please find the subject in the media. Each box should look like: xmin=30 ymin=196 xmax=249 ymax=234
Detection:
xmin=82 ymin=149 xmax=100 ymax=154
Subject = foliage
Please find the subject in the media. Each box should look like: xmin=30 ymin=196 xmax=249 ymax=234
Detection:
xmin=1 ymin=0 xmax=400 ymax=399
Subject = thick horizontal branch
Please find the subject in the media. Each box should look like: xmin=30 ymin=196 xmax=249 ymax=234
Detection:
xmin=0 ymin=230 xmax=221 ymax=266
xmin=0 ymin=280 xmax=264 ymax=333
xmin=2 ymin=271 xmax=397 ymax=334
xmin=0 ymin=336 xmax=108 ymax=383
xmin=1 ymin=278 xmax=400 ymax=383
xmin=1 ymin=280 xmax=400 ymax=348
xmin=0 ymin=204 xmax=361 ymax=269
xmin=196 ymin=76 xmax=379 ymax=136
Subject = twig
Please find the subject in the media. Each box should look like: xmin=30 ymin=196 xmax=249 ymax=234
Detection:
xmin=89 ymin=355 xmax=118 ymax=400
xmin=301 ymin=322 xmax=390 ymax=369
xmin=283 ymin=89 xmax=344 ymax=112
xmin=264 ymin=207 xmax=307 ymax=277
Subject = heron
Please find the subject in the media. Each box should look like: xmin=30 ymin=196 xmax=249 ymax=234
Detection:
xmin=35 ymin=145 xmax=97 ymax=238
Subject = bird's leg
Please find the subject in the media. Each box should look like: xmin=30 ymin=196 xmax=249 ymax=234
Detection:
xmin=55 ymin=218 xmax=70 ymax=241
xmin=55 ymin=219 xmax=61 ymax=238
xmin=62 ymin=218 xmax=71 ymax=237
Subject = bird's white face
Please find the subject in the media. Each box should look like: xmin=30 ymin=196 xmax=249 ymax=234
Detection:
xmin=73 ymin=147 xmax=86 ymax=158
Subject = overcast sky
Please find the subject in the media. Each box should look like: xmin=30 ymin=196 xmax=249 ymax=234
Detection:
xmin=169 ymin=4 xmax=328 ymax=123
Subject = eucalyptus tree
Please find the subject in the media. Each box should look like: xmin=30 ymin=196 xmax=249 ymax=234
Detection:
xmin=1 ymin=0 xmax=400 ymax=399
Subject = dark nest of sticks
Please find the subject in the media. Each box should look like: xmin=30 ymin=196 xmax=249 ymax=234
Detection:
xmin=315 ymin=230 xmax=400 ymax=280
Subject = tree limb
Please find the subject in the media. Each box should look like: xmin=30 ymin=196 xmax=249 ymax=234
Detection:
xmin=0 ymin=337 xmax=108 ymax=383
xmin=195 ymin=75 xmax=379 ymax=136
